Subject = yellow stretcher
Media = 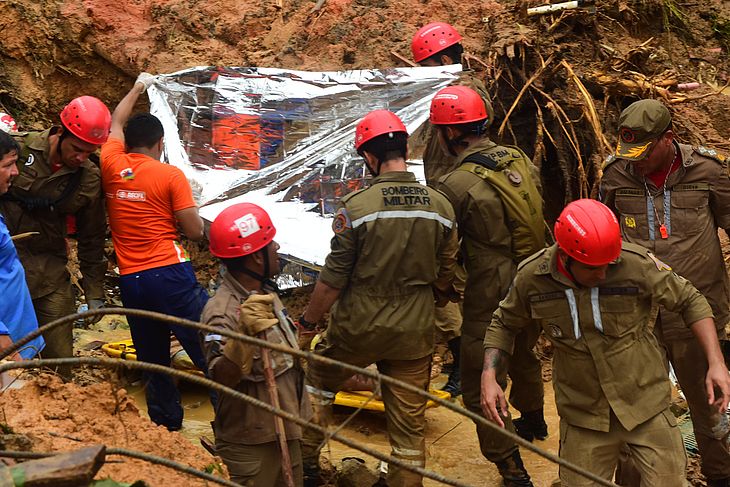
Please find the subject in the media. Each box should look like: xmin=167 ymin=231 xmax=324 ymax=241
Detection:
xmin=101 ymin=339 xmax=203 ymax=376
xmin=102 ymin=340 xmax=452 ymax=411
xmin=334 ymin=389 xmax=452 ymax=412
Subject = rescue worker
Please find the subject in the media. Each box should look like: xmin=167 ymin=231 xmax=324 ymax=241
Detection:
xmin=600 ymin=99 xmax=730 ymax=486
xmin=481 ymin=198 xmax=730 ymax=486
xmin=299 ymin=110 xmax=458 ymax=487
xmin=0 ymin=96 xmax=109 ymax=376
xmin=0 ymin=130 xmax=45 ymax=361
xmin=202 ymin=202 xmax=311 ymax=487
xmin=411 ymin=23 xmax=497 ymax=395
xmin=411 ymin=21 xmax=496 ymax=182
xmin=431 ymin=85 xmax=545 ymax=486
xmin=101 ymin=75 xmax=209 ymax=431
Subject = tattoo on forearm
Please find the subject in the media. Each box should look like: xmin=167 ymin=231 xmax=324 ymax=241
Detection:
xmin=483 ymin=348 xmax=508 ymax=374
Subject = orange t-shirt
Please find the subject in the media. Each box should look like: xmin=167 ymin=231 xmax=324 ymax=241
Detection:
xmin=101 ymin=137 xmax=196 ymax=275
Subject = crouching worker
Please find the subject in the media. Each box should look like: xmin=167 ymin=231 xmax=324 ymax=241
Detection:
xmin=481 ymin=199 xmax=730 ymax=486
xmin=202 ymin=202 xmax=311 ymax=487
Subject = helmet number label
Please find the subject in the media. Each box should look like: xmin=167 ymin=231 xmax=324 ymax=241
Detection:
xmin=235 ymin=213 xmax=261 ymax=238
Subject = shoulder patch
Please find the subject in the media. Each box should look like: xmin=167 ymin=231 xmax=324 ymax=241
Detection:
xmin=332 ymin=207 xmax=351 ymax=234
xmin=694 ymin=146 xmax=726 ymax=164
xmin=647 ymin=251 xmax=672 ymax=271
xmin=518 ymin=247 xmax=549 ymax=272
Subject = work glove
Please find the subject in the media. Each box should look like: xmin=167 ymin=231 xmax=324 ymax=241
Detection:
xmin=239 ymin=294 xmax=279 ymax=336
xmin=222 ymin=337 xmax=254 ymax=375
xmin=135 ymin=72 xmax=157 ymax=93
xmin=85 ymin=299 xmax=105 ymax=325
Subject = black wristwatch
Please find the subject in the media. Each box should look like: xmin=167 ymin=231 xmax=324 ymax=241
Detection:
xmin=298 ymin=315 xmax=316 ymax=331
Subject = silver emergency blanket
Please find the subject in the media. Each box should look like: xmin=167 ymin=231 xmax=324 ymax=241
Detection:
xmin=148 ymin=65 xmax=460 ymax=284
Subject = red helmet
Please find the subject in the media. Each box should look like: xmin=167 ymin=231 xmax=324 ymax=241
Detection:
xmin=60 ymin=96 xmax=112 ymax=145
xmin=554 ymin=199 xmax=622 ymax=266
xmin=411 ymin=22 xmax=463 ymax=63
xmin=355 ymin=110 xmax=407 ymax=151
xmin=430 ymin=86 xmax=488 ymax=125
xmin=0 ymin=113 xmax=17 ymax=133
xmin=209 ymin=203 xmax=277 ymax=259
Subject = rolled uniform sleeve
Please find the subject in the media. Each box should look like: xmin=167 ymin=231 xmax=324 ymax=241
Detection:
xmin=484 ymin=272 xmax=534 ymax=354
xmin=318 ymin=204 xmax=357 ymax=290
xmin=646 ymin=254 xmax=714 ymax=325
xmin=75 ymin=172 xmax=107 ymax=301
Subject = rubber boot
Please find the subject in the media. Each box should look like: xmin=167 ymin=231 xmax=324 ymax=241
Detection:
xmin=707 ymin=478 xmax=730 ymax=487
xmin=441 ymin=337 xmax=462 ymax=397
xmin=495 ymin=450 xmax=534 ymax=487
xmin=513 ymin=408 xmax=548 ymax=442
xmin=303 ymin=462 xmax=320 ymax=487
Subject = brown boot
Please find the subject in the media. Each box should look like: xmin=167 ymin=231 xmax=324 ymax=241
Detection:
xmin=495 ymin=450 xmax=534 ymax=487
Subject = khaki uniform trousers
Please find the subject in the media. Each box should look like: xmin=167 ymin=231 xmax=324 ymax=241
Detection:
xmin=559 ymin=409 xmax=687 ymax=487
xmin=461 ymin=325 xmax=544 ymax=463
xmin=656 ymin=326 xmax=730 ymax=480
xmin=33 ymin=283 xmax=75 ymax=378
xmin=302 ymin=338 xmax=431 ymax=487
xmin=216 ymin=439 xmax=303 ymax=487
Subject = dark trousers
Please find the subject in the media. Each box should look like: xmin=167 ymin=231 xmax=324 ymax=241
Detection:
xmin=119 ymin=261 xmax=209 ymax=430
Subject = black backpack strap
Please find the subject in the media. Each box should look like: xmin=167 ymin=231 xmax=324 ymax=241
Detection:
xmin=463 ymin=152 xmax=500 ymax=171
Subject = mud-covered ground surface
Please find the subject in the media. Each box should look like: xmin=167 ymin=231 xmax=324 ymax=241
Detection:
xmin=0 ymin=372 xmax=225 ymax=485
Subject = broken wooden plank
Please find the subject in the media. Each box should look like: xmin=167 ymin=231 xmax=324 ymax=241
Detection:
xmin=11 ymin=445 xmax=106 ymax=487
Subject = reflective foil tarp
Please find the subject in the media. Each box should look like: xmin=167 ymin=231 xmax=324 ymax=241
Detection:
xmin=148 ymin=65 xmax=460 ymax=285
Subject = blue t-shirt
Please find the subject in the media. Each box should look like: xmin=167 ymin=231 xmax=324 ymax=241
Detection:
xmin=0 ymin=214 xmax=45 ymax=359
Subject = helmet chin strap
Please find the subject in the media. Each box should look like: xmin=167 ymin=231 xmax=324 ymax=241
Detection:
xmin=240 ymin=246 xmax=280 ymax=292
xmin=361 ymin=152 xmax=381 ymax=178
xmin=441 ymin=127 xmax=471 ymax=157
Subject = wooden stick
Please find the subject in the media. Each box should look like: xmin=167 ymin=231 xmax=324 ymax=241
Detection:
xmin=259 ymin=332 xmax=295 ymax=487
xmin=390 ymin=51 xmax=417 ymax=67
xmin=10 ymin=231 xmax=40 ymax=242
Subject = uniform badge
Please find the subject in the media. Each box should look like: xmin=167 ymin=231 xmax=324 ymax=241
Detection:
xmin=120 ymin=168 xmax=134 ymax=180
xmin=647 ymin=252 xmax=672 ymax=271
xmin=506 ymin=170 xmax=522 ymax=186
xmin=332 ymin=207 xmax=351 ymax=234
xmin=24 ymin=154 xmax=34 ymax=166
xmin=548 ymin=324 xmax=562 ymax=338
xmin=619 ymin=127 xmax=637 ymax=143
xmin=624 ymin=216 xmax=636 ymax=228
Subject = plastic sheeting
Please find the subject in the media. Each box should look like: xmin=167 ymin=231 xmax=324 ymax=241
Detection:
xmin=148 ymin=65 xmax=460 ymax=283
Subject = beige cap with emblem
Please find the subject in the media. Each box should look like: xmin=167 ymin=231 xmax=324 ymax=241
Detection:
xmin=615 ymin=99 xmax=672 ymax=161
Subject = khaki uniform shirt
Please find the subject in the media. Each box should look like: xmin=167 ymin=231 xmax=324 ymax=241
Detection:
xmin=420 ymin=72 xmax=493 ymax=184
xmin=486 ymin=243 xmax=713 ymax=432
xmin=435 ymin=138 xmax=544 ymax=339
xmin=600 ymin=143 xmax=730 ymax=340
xmin=202 ymin=272 xmax=311 ymax=445
xmin=0 ymin=129 xmax=106 ymax=300
xmin=319 ymin=171 xmax=458 ymax=361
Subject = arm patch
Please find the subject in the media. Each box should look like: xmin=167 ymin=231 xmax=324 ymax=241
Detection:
xmin=332 ymin=207 xmax=351 ymax=234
